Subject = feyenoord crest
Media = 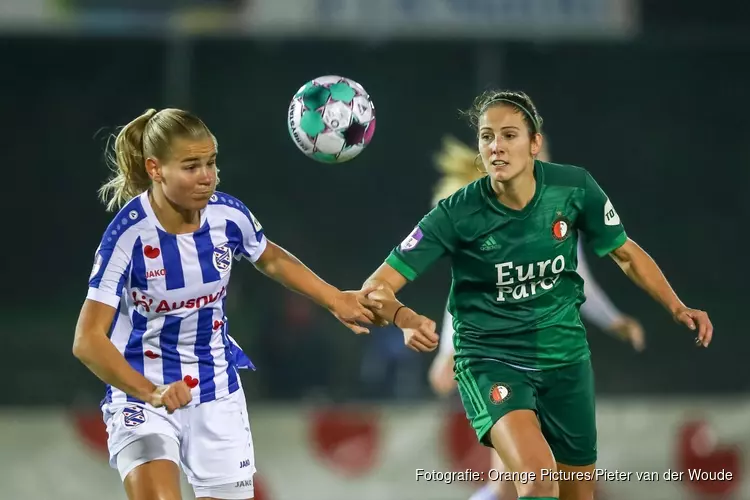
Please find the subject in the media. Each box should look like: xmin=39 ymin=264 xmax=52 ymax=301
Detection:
xmin=551 ymin=213 xmax=571 ymax=241
xmin=489 ymin=383 xmax=511 ymax=405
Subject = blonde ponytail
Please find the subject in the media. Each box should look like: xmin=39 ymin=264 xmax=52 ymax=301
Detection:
xmin=98 ymin=109 xmax=157 ymax=211
xmin=431 ymin=136 xmax=486 ymax=207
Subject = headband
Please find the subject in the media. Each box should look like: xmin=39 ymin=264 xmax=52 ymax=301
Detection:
xmin=481 ymin=98 xmax=540 ymax=133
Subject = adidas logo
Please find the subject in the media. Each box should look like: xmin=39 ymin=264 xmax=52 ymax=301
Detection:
xmin=480 ymin=235 xmax=500 ymax=251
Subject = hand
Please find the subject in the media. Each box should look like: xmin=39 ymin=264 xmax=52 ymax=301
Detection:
xmin=429 ymin=353 xmax=457 ymax=396
xmin=149 ymin=381 xmax=192 ymax=414
xmin=608 ymin=315 xmax=646 ymax=352
xmin=328 ymin=284 xmax=383 ymax=334
xmin=399 ymin=312 xmax=439 ymax=352
xmin=672 ymin=306 xmax=713 ymax=347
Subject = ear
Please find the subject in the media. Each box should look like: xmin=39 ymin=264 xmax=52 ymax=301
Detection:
xmin=530 ymin=133 xmax=543 ymax=158
xmin=145 ymin=157 xmax=162 ymax=183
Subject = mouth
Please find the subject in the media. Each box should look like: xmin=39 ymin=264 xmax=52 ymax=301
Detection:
xmin=491 ymin=160 xmax=509 ymax=168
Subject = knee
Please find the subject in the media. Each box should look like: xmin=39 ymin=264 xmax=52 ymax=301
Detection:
xmin=516 ymin=462 xmax=559 ymax=498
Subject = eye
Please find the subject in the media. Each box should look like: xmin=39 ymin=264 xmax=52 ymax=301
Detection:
xmin=480 ymin=134 xmax=493 ymax=142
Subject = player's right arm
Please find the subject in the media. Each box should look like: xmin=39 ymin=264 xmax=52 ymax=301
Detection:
xmin=73 ymin=237 xmax=190 ymax=412
xmin=73 ymin=300 xmax=158 ymax=402
xmin=363 ymin=203 xmax=459 ymax=351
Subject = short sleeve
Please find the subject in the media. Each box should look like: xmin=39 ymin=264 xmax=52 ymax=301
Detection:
xmin=579 ymin=172 xmax=627 ymax=257
xmin=87 ymin=240 xmax=132 ymax=308
xmin=385 ymin=203 xmax=458 ymax=281
xmin=219 ymin=195 xmax=268 ymax=263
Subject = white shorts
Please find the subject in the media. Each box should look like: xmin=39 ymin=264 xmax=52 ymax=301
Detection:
xmin=102 ymin=388 xmax=255 ymax=498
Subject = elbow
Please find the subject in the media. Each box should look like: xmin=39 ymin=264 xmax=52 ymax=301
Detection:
xmin=72 ymin=334 xmax=94 ymax=364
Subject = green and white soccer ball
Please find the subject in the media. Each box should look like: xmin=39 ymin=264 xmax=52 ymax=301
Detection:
xmin=287 ymin=75 xmax=376 ymax=163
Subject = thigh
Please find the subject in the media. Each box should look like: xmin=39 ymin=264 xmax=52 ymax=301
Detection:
xmin=454 ymin=358 xmax=537 ymax=447
xmin=181 ymin=389 xmax=256 ymax=495
xmin=537 ymin=358 xmax=598 ymax=467
xmin=121 ymin=438 xmax=182 ymax=500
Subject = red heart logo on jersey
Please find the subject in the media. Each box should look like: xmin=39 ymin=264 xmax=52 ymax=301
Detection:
xmin=144 ymin=245 xmax=160 ymax=259
xmin=183 ymin=375 xmax=199 ymax=389
xmin=144 ymin=350 xmax=159 ymax=359
xmin=213 ymin=320 xmax=224 ymax=330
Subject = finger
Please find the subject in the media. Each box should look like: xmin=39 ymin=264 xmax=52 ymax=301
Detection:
xmin=680 ymin=313 xmax=696 ymax=330
xmin=358 ymin=307 xmax=376 ymax=322
xmin=410 ymin=337 xmax=436 ymax=352
xmin=415 ymin=331 xmax=438 ymax=349
xmin=696 ymin=314 xmax=709 ymax=343
xmin=357 ymin=296 xmax=384 ymax=310
xmin=360 ymin=283 xmax=385 ymax=297
xmin=343 ymin=321 xmax=369 ymax=335
xmin=420 ymin=326 xmax=439 ymax=344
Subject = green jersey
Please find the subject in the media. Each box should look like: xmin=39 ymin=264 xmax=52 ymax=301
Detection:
xmin=386 ymin=160 xmax=627 ymax=369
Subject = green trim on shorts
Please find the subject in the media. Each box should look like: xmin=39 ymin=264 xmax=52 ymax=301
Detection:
xmin=455 ymin=359 xmax=494 ymax=442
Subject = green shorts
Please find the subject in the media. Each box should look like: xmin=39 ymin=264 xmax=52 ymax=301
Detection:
xmin=455 ymin=357 xmax=597 ymax=466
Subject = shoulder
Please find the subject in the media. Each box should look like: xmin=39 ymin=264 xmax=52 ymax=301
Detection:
xmin=539 ymin=160 xmax=591 ymax=189
xmin=434 ymin=177 xmax=486 ymax=218
xmin=98 ymin=195 xmax=149 ymax=251
xmin=207 ymin=191 xmax=262 ymax=230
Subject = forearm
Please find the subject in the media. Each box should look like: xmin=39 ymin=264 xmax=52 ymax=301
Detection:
xmin=614 ymin=241 xmax=684 ymax=315
xmin=73 ymin=334 xmax=156 ymax=401
xmin=256 ymin=244 xmax=339 ymax=309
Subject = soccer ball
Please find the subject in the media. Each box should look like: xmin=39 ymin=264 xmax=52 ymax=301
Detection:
xmin=287 ymin=75 xmax=376 ymax=163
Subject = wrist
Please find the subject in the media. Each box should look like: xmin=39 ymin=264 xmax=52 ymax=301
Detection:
xmin=136 ymin=380 xmax=158 ymax=402
xmin=393 ymin=306 xmax=414 ymax=328
xmin=321 ymin=285 xmax=342 ymax=310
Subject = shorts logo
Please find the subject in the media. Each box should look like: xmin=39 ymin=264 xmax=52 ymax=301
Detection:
xmin=235 ymin=479 xmax=253 ymax=488
xmin=551 ymin=213 xmax=571 ymax=241
xmin=239 ymin=459 xmax=251 ymax=469
xmin=400 ymin=226 xmax=423 ymax=251
xmin=122 ymin=405 xmax=147 ymax=428
xmin=489 ymin=383 xmax=511 ymax=405
xmin=213 ymin=244 xmax=233 ymax=274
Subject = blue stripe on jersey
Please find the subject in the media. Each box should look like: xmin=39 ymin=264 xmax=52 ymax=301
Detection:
xmin=157 ymin=228 xmax=186 ymax=291
xmin=193 ymin=223 xmax=221 ymax=284
xmin=124 ymin=310 xmax=148 ymax=403
xmin=100 ymin=302 xmax=123 ymax=407
xmin=220 ymin=297 xmax=239 ymax=391
xmin=160 ymin=315 xmax=183 ymax=384
xmin=130 ymin=237 xmax=147 ymax=291
xmin=225 ymin=219 xmax=248 ymax=258
xmin=195 ymin=308 xmax=217 ymax=403
xmin=90 ymin=197 xmax=146 ymax=288
xmin=117 ymin=262 xmax=131 ymax=297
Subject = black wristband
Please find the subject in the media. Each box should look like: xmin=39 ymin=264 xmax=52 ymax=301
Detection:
xmin=393 ymin=305 xmax=407 ymax=325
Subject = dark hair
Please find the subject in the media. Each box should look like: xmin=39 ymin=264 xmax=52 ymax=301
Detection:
xmin=461 ymin=90 xmax=543 ymax=137
xmin=99 ymin=108 xmax=217 ymax=211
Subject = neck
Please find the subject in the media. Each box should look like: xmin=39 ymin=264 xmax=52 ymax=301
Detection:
xmin=149 ymin=189 xmax=200 ymax=234
xmin=492 ymin=161 xmax=537 ymax=211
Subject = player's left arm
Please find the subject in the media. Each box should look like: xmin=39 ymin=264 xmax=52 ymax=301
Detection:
xmin=608 ymin=239 xmax=712 ymax=346
xmin=230 ymin=200 xmax=380 ymax=334
xmin=579 ymin=171 xmax=712 ymax=347
xmin=577 ymin=240 xmax=645 ymax=351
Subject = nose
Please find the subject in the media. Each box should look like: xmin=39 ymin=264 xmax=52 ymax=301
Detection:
xmin=197 ymin=166 xmax=213 ymax=184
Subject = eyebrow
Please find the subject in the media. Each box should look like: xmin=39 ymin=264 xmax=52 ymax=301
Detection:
xmin=480 ymin=126 xmax=520 ymax=131
xmin=181 ymin=153 xmax=217 ymax=163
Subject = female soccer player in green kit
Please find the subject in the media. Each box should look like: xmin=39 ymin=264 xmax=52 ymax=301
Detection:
xmin=360 ymin=90 xmax=713 ymax=500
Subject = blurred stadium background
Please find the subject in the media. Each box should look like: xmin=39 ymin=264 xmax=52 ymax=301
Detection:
xmin=1 ymin=0 xmax=748 ymax=498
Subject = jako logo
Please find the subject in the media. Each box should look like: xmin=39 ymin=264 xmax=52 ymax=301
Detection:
xmin=239 ymin=459 xmax=251 ymax=469
xmin=131 ymin=287 xmax=226 ymax=314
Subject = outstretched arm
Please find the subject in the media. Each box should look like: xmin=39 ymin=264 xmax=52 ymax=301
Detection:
xmin=254 ymin=240 xmax=380 ymax=334
xmin=609 ymin=238 xmax=713 ymax=347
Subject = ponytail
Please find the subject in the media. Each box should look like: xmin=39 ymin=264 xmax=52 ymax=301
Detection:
xmin=98 ymin=109 xmax=157 ymax=211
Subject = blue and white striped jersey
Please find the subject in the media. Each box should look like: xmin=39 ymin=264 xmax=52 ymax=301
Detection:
xmin=87 ymin=191 xmax=266 ymax=407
